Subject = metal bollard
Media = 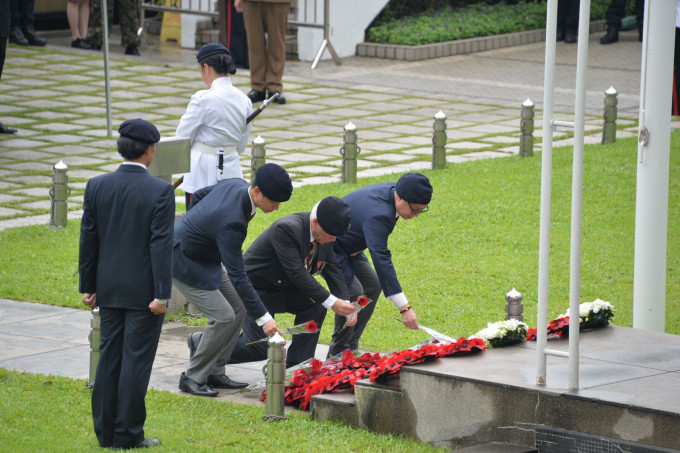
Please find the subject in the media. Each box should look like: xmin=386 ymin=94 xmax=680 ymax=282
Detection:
xmin=251 ymin=135 xmax=267 ymax=176
xmin=519 ymin=99 xmax=534 ymax=157
xmin=50 ymin=160 xmax=70 ymax=228
xmin=262 ymin=333 xmax=288 ymax=421
xmin=602 ymin=86 xmax=618 ymax=144
xmin=505 ymin=288 xmax=524 ymax=322
xmin=432 ymin=111 xmax=447 ymax=169
xmin=340 ymin=121 xmax=359 ymax=183
xmin=87 ymin=308 xmax=100 ymax=388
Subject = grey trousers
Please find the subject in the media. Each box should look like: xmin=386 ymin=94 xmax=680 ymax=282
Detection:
xmin=173 ymin=267 xmax=246 ymax=384
xmin=328 ymin=256 xmax=382 ymax=357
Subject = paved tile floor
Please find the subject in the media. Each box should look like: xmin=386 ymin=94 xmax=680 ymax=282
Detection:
xmin=1 ymin=27 xmax=663 ymax=232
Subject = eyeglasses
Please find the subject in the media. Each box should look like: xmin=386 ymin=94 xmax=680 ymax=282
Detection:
xmin=407 ymin=202 xmax=429 ymax=214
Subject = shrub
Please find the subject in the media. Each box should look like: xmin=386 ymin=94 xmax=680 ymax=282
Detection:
xmin=368 ymin=0 xmax=610 ymax=46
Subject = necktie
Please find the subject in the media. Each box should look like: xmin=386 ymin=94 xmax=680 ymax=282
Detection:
xmin=305 ymin=241 xmax=318 ymax=272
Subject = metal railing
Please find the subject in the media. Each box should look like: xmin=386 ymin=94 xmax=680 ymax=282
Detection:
xmin=137 ymin=0 xmax=341 ymax=69
xmin=138 ymin=0 xmax=218 ymax=41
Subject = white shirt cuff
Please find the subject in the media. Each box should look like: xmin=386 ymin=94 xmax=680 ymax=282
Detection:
xmin=154 ymin=299 xmax=167 ymax=305
xmin=388 ymin=292 xmax=408 ymax=309
xmin=322 ymin=294 xmax=338 ymax=310
xmin=256 ymin=312 xmax=273 ymax=326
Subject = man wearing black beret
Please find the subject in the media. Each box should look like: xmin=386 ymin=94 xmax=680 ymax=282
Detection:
xmin=173 ymin=163 xmax=293 ymax=397
xmin=226 ymin=196 xmax=357 ymax=367
xmin=328 ymin=173 xmax=433 ymax=358
xmin=79 ymin=118 xmax=173 ymax=448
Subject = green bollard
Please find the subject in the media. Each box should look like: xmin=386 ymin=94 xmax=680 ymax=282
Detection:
xmin=602 ymin=86 xmax=618 ymax=144
xmin=251 ymin=135 xmax=267 ymax=176
xmin=50 ymin=160 xmax=70 ymax=228
xmin=87 ymin=308 xmax=100 ymax=388
xmin=519 ymin=98 xmax=535 ymax=157
xmin=432 ymin=111 xmax=447 ymax=169
xmin=341 ymin=122 xmax=359 ymax=183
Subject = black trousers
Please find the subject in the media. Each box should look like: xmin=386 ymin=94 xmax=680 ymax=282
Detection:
xmin=557 ymin=0 xmax=580 ymax=34
xmin=219 ymin=0 xmax=249 ymax=69
xmin=328 ymin=255 xmax=382 ymax=357
xmin=605 ymin=0 xmax=644 ymax=29
xmin=675 ymin=27 xmax=680 ymax=116
xmin=9 ymin=0 xmax=35 ymax=28
xmin=229 ymin=288 xmax=327 ymax=367
xmin=92 ymin=307 xmax=164 ymax=449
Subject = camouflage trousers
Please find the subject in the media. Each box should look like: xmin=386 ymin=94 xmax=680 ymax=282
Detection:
xmin=87 ymin=0 xmax=141 ymax=47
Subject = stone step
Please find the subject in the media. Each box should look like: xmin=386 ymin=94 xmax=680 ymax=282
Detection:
xmin=454 ymin=442 xmax=538 ymax=453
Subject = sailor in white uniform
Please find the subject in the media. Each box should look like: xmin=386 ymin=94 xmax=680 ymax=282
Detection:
xmin=177 ymin=43 xmax=253 ymax=208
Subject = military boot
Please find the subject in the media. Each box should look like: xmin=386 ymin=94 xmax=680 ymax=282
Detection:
xmin=22 ymin=25 xmax=46 ymax=46
xmin=9 ymin=27 xmax=29 ymax=46
xmin=600 ymin=27 xmax=619 ymax=45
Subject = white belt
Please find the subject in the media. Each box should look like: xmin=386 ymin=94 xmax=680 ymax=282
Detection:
xmin=193 ymin=142 xmax=238 ymax=156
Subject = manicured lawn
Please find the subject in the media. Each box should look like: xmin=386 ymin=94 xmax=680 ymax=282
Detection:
xmin=0 ymin=368 xmax=443 ymax=452
xmin=1 ymin=132 xmax=678 ymax=353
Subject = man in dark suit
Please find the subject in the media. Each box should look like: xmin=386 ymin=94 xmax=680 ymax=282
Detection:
xmin=174 ymin=163 xmax=293 ymax=397
xmin=228 ymin=196 xmax=357 ymax=367
xmin=79 ymin=118 xmax=174 ymax=449
xmin=0 ymin=0 xmax=17 ymax=134
xmin=328 ymin=173 xmax=433 ymax=358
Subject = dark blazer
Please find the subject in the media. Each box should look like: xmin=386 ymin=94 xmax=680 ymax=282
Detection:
xmin=79 ymin=164 xmax=175 ymax=307
xmin=173 ymin=178 xmax=268 ymax=319
xmin=333 ymin=182 xmax=402 ymax=297
xmin=245 ymin=212 xmax=349 ymax=303
xmin=0 ymin=0 xmax=9 ymax=39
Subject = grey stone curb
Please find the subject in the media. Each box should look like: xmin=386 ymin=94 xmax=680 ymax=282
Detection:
xmin=356 ymin=21 xmax=607 ymax=61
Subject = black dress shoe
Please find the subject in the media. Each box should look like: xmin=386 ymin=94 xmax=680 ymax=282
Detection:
xmin=132 ymin=438 xmax=161 ymax=449
xmin=207 ymin=374 xmax=248 ymax=389
xmin=88 ymin=41 xmax=102 ymax=51
xmin=600 ymin=27 xmax=619 ymax=44
xmin=187 ymin=332 xmax=201 ymax=359
xmin=71 ymin=38 xmax=91 ymax=49
xmin=179 ymin=372 xmax=218 ymax=397
xmin=22 ymin=25 xmax=46 ymax=46
xmin=564 ymin=31 xmax=577 ymax=43
xmin=0 ymin=123 xmax=17 ymax=134
xmin=125 ymin=45 xmax=140 ymax=56
xmin=268 ymin=91 xmax=286 ymax=105
xmin=556 ymin=29 xmax=565 ymax=42
xmin=247 ymin=89 xmax=266 ymax=103
xmin=9 ymin=27 xmax=29 ymax=46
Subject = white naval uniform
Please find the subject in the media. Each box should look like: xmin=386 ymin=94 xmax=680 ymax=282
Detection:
xmin=177 ymin=76 xmax=253 ymax=194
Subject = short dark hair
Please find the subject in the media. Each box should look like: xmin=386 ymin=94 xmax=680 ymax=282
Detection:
xmin=199 ymin=53 xmax=236 ymax=75
xmin=117 ymin=136 xmax=149 ymax=160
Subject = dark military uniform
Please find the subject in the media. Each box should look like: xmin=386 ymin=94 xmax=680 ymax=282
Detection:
xmin=88 ymin=0 xmax=141 ymax=48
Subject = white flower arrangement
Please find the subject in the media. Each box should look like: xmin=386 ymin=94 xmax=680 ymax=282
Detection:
xmin=470 ymin=318 xmax=529 ymax=348
xmin=557 ymin=298 xmax=614 ymax=330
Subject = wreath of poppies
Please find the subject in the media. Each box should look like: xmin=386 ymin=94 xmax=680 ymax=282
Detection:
xmin=262 ymin=301 xmax=614 ymax=410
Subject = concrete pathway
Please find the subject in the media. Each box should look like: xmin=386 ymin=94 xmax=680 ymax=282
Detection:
xmin=0 ymin=27 xmax=657 ymax=232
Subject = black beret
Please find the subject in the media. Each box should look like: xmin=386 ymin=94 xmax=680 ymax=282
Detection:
xmin=395 ymin=173 xmax=433 ymax=205
xmin=254 ymin=163 xmax=293 ymax=202
xmin=118 ymin=118 xmax=160 ymax=144
xmin=196 ymin=43 xmax=230 ymax=62
xmin=316 ymin=196 xmax=352 ymax=237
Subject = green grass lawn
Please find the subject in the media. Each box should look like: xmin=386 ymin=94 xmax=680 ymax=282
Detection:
xmin=0 ymin=133 xmax=678 ymax=354
xmin=0 ymin=133 xmax=678 ymax=451
xmin=0 ymin=369 xmax=443 ymax=452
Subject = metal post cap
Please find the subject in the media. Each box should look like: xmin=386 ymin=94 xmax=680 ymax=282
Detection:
xmin=344 ymin=121 xmax=356 ymax=132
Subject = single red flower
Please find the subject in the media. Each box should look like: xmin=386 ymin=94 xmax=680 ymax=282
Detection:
xmin=305 ymin=320 xmax=318 ymax=333
xmin=342 ymin=349 xmax=355 ymax=365
xmin=526 ymin=327 xmax=538 ymax=341
xmin=357 ymin=296 xmax=369 ymax=307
